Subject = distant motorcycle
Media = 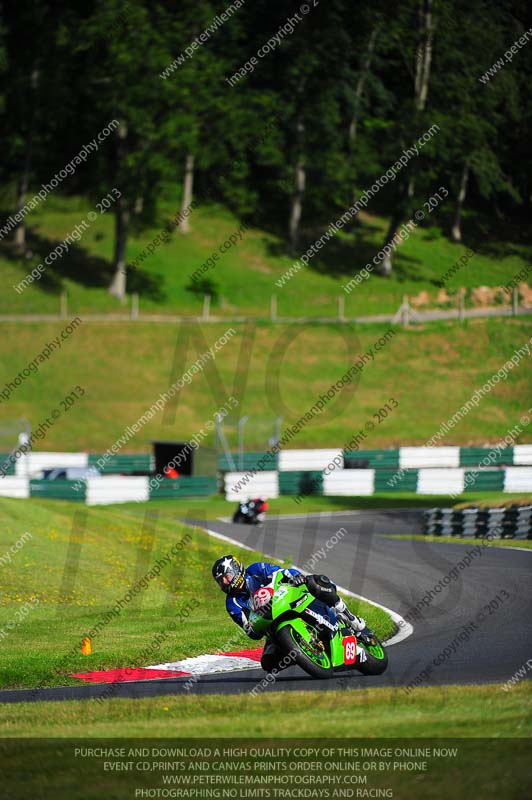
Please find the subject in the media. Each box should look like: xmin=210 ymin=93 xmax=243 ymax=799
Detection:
xmin=233 ymin=498 xmax=268 ymax=525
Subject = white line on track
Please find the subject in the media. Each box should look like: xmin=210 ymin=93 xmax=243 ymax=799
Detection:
xmin=203 ymin=526 xmax=258 ymax=553
xmin=201 ymin=526 xmax=413 ymax=647
xmin=331 ymin=585 xmax=412 ymax=646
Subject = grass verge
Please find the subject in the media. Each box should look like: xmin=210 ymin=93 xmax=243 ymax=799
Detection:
xmin=0 ymin=681 xmax=529 ymax=737
xmin=385 ymin=534 xmax=532 ymax=549
xmin=116 ymin=492 xmax=532 ymax=522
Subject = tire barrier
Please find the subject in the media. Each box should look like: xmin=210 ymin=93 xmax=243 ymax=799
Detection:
xmin=423 ymin=505 xmax=532 ymax=539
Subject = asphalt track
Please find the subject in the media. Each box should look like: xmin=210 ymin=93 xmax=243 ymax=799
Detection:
xmin=1 ymin=509 xmax=531 ymax=703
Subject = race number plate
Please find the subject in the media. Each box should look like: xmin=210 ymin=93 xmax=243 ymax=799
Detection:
xmin=343 ymin=635 xmax=357 ymax=664
xmin=253 ymin=586 xmax=274 ymax=610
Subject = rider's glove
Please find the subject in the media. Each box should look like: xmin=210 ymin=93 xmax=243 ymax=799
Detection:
xmin=243 ymin=620 xmax=255 ymax=636
xmin=283 ymin=570 xmax=306 ymax=587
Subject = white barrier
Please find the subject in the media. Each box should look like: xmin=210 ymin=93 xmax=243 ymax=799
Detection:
xmin=504 ymin=467 xmax=532 ymax=493
xmin=417 ymin=468 xmax=465 ymax=495
xmin=16 ymin=451 xmax=88 ymax=476
xmin=279 ymin=449 xmax=343 ymax=472
xmin=224 ymin=471 xmax=279 ymax=501
xmin=86 ymin=476 xmax=149 ymax=505
xmin=513 ymin=445 xmax=532 ymax=466
xmin=0 ymin=476 xmax=30 ymax=498
xmin=399 ymin=447 xmax=460 ymax=469
xmin=323 ymin=469 xmax=375 ymax=496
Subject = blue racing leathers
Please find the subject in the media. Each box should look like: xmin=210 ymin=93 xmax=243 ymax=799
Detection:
xmin=225 ymin=561 xmax=301 ymax=639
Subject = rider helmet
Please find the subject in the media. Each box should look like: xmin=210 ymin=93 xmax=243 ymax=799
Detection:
xmin=212 ymin=555 xmax=246 ymax=594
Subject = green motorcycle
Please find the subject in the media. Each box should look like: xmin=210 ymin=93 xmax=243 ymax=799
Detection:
xmin=248 ymin=571 xmax=389 ymax=679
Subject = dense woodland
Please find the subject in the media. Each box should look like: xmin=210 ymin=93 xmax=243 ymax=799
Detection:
xmin=1 ymin=0 xmax=531 ymax=300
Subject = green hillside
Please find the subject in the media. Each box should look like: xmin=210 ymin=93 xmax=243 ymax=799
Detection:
xmin=0 ymin=315 xmax=530 ymax=452
xmin=1 ymin=193 xmax=531 ymax=320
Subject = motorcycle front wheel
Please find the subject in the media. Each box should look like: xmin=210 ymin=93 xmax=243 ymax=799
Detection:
xmin=356 ymin=636 xmax=388 ymax=675
xmin=277 ymin=622 xmax=333 ymax=679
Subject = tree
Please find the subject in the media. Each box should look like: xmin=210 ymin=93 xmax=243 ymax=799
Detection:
xmin=0 ymin=0 xmax=55 ymax=253
xmin=379 ymin=0 xmax=435 ymax=276
xmin=70 ymin=0 xmax=172 ymax=302
xmin=246 ymin=0 xmax=356 ymax=246
xmin=1 ymin=0 xmax=530 ymax=300
xmin=430 ymin=0 xmax=521 ymax=242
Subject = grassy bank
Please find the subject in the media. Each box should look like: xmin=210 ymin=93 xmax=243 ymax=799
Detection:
xmin=1 ymin=194 xmax=531 ymax=319
xmin=0 ymin=317 xmax=531 ymax=451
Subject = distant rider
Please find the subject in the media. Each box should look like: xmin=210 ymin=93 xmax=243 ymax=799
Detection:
xmin=211 ymin=555 xmax=374 ymax=673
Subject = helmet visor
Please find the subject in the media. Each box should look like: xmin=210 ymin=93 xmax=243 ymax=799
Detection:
xmin=213 ymin=556 xmax=244 ymax=593
xmin=219 ymin=568 xmax=236 ymax=588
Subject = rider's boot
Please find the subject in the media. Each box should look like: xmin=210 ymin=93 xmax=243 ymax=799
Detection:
xmin=334 ymin=599 xmax=376 ymax=644
xmin=260 ymin=639 xmax=296 ymax=675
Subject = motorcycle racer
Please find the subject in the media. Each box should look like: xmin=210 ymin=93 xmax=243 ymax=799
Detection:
xmin=211 ymin=554 xmax=375 ymax=673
